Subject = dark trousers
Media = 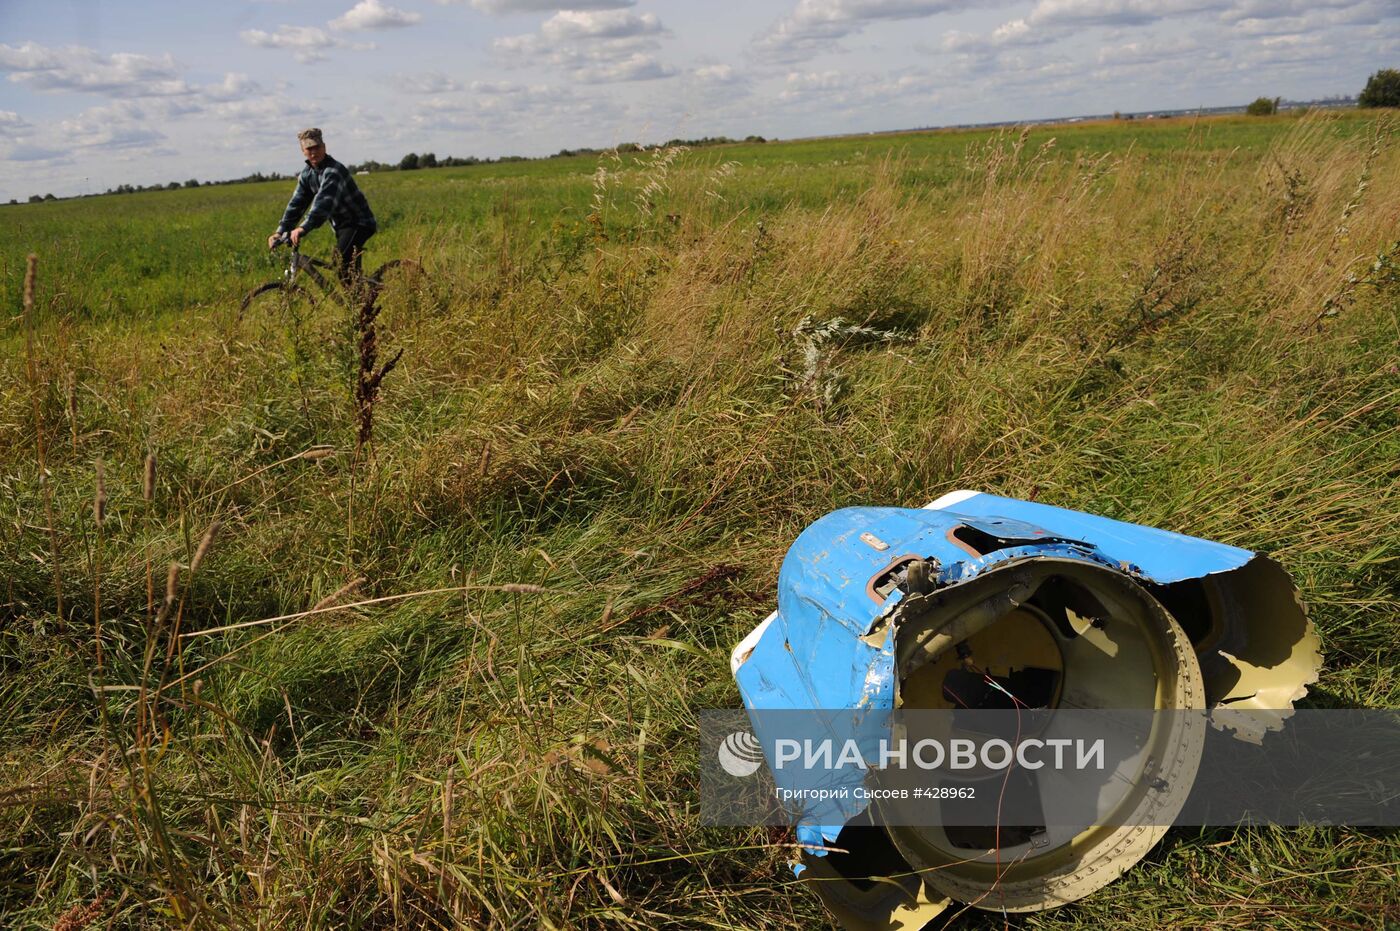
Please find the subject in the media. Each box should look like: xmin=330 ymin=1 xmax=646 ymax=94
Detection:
xmin=334 ymin=225 xmax=375 ymax=287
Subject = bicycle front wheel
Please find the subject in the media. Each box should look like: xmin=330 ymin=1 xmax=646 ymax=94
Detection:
xmin=239 ymin=280 xmax=319 ymax=323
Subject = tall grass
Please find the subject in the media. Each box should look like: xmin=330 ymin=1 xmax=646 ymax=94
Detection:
xmin=2 ymin=111 xmax=1398 ymax=929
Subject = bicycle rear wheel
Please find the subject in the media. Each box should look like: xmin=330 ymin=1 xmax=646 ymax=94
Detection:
xmin=366 ymin=258 xmax=419 ymax=282
xmin=364 ymin=258 xmax=425 ymax=299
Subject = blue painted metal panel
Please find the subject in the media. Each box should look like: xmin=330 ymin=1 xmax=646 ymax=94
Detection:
xmin=732 ymin=491 xmax=1263 ymax=857
xmin=938 ymin=493 xmax=1254 ymax=583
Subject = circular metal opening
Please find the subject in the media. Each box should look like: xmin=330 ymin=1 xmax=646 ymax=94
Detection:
xmin=882 ymin=558 xmax=1206 ymax=912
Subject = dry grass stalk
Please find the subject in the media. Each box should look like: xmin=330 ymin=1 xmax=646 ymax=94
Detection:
xmin=144 ymin=452 xmax=155 ymax=624
xmin=93 ymin=460 xmax=106 ymax=527
xmin=157 ymin=561 xmax=180 ymax=627
xmin=309 ymin=576 xmax=365 ymax=613
xmin=155 ymin=518 xmax=222 ymax=680
xmin=23 ymin=252 xmax=64 ymax=626
xmin=24 ymin=250 xmax=35 ymax=312
xmin=441 ymin=775 xmax=453 ymax=844
xmin=143 ymin=452 xmax=156 ymax=501
xmin=190 ymin=519 xmax=219 ymax=576
xmin=92 ymin=459 xmax=106 ymax=670
xmin=65 ymin=369 xmax=78 ymax=454
xmin=498 ymin=583 xmax=547 ymax=594
xmin=158 ymin=557 xmax=184 ymax=673
xmin=183 ymin=581 xmax=553 ymax=639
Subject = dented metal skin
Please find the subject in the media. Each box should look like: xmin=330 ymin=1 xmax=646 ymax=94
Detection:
xmin=731 ymin=490 xmax=1322 ymax=925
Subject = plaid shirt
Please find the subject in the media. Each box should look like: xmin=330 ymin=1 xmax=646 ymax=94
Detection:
xmin=277 ymin=154 xmax=377 ymax=235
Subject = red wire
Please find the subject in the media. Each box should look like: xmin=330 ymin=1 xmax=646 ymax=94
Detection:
xmin=931 ymin=664 xmax=1032 ymax=928
xmin=938 ymin=660 xmax=1032 ymax=925
xmin=941 ymin=682 xmax=971 ymax=709
xmin=978 ymin=667 xmax=1027 ymax=923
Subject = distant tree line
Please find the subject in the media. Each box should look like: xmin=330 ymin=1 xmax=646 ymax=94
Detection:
xmin=100 ymin=176 xmax=257 ymax=196
xmin=546 ymin=135 xmax=766 ymax=160
xmin=0 ymin=172 xmax=298 ymax=203
xmin=7 ymin=133 xmax=770 ymax=205
xmin=364 ymin=152 xmax=516 ymax=172
xmin=384 ymin=136 xmax=765 ymax=172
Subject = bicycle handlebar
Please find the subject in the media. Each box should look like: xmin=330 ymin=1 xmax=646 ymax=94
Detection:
xmin=269 ymin=232 xmax=298 ymax=252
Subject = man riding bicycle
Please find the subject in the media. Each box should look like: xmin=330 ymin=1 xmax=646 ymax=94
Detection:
xmin=268 ymin=128 xmax=377 ymax=286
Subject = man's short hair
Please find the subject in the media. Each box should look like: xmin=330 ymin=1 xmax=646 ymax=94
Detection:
xmin=298 ymin=128 xmax=324 ymax=146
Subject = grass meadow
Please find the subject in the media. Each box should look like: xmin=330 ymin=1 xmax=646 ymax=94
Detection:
xmin=2 ymin=109 xmax=1399 ymax=929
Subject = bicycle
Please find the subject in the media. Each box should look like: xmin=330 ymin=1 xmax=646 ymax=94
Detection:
xmin=238 ymin=233 xmax=419 ymax=318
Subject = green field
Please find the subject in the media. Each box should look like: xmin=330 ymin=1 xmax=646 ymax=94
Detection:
xmin=3 ymin=109 xmax=1399 ymax=928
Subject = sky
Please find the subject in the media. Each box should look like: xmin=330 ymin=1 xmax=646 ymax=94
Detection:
xmin=0 ymin=0 xmax=1396 ymax=200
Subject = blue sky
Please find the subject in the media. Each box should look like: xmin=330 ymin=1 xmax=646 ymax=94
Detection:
xmin=1 ymin=0 xmax=1395 ymax=200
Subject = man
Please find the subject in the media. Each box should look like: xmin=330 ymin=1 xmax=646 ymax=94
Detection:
xmin=268 ymin=128 xmax=377 ymax=286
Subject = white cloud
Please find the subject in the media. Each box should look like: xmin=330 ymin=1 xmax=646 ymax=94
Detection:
xmin=0 ymin=63 xmax=319 ymax=192
xmin=775 ymin=67 xmax=940 ymax=111
xmin=241 ymin=25 xmax=337 ymax=59
xmin=57 ymin=101 xmax=170 ymax=150
xmin=943 ymin=17 xmax=1051 ymax=53
xmin=6 ymin=143 xmax=67 ymax=162
xmin=469 ymin=79 xmax=530 ymax=94
xmin=541 ymin=9 xmax=662 ymax=41
xmin=953 ymin=0 xmax=1391 ymax=64
xmin=457 ymin=0 xmax=634 ymax=12
xmin=393 ymin=71 xmax=463 ymax=93
xmin=576 ymin=53 xmax=674 ymax=83
xmin=755 ymin=0 xmax=976 ymax=61
xmin=0 ymin=42 xmax=193 ymax=97
xmin=493 ymin=9 xmax=674 ymax=83
xmin=0 ymin=43 xmax=260 ymax=109
xmin=240 ymin=25 xmax=372 ymax=62
xmin=493 ymin=33 xmax=537 ymax=54
xmin=1226 ymin=0 xmax=1397 ymax=36
xmin=0 ymin=51 xmax=279 ymax=178
xmin=1024 ymin=0 xmax=1223 ymax=27
xmin=206 ymin=95 xmax=320 ymax=142
xmin=694 ymin=64 xmax=745 ymax=85
xmin=1096 ymin=34 xmax=1215 ymax=66
xmin=943 ymin=0 xmax=1393 ymax=93
xmin=780 ymin=70 xmax=848 ymax=99
xmin=1221 ymin=0 xmax=1357 ymax=22
xmin=202 ymin=73 xmax=262 ymax=102
xmin=946 ymin=0 xmax=1227 ymax=65
xmin=990 ymin=18 xmax=1035 ymax=44
xmin=415 ymin=111 xmax=480 ymax=132
xmin=341 ymin=104 xmax=393 ymax=139
xmin=1244 ymin=32 xmax=1336 ymax=65
xmin=330 ymin=0 xmax=422 ymax=30
xmin=404 ymin=79 xmax=625 ymax=138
